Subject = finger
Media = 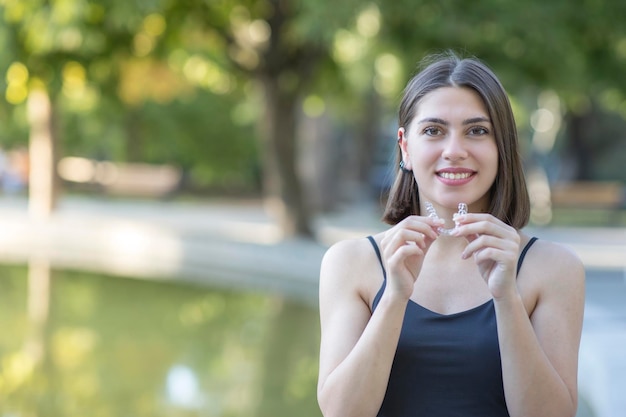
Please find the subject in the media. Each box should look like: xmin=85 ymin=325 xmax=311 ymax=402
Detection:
xmin=452 ymin=218 xmax=512 ymax=239
xmin=453 ymin=213 xmax=508 ymax=228
xmin=461 ymin=235 xmax=495 ymax=259
xmin=455 ymin=227 xmax=479 ymax=244
xmin=461 ymin=234 xmax=516 ymax=260
xmin=391 ymin=217 xmax=442 ymax=241
xmin=401 ymin=216 xmax=443 ymax=240
xmin=472 ymin=248 xmax=517 ymax=273
xmin=387 ymin=245 xmax=425 ymax=278
xmin=391 ymin=243 xmax=425 ymax=260
xmin=385 ymin=229 xmax=429 ymax=253
xmin=395 ymin=230 xmax=428 ymax=249
xmin=383 ymin=227 xmax=432 ymax=260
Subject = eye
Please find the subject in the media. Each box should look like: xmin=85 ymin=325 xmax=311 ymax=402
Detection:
xmin=423 ymin=126 xmax=443 ymax=136
xmin=468 ymin=126 xmax=489 ymax=136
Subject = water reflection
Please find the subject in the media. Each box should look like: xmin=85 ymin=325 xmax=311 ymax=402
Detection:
xmin=0 ymin=264 xmax=321 ymax=417
xmin=166 ymin=365 xmax=203 ymax=409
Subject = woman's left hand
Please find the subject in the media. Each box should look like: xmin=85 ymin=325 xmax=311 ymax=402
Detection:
xmin=451 ymin=213 xmax=521 ymax=299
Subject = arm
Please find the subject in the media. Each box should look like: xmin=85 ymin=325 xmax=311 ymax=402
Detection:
xmin=454 ymin=216 xmax=585 ymax=417
xmin=317 ymin=240 xmax=407 ymax=417
xmin=317 ymin=217 xmax=441 ymax=417
xmin=495 ymin=242 xmax=584 ymax=417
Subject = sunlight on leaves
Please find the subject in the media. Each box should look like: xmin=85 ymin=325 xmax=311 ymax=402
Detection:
xmin=143 ymin=13 xmax=166 ymax=37
xmin=302 ymin=95 xmax=325 ymax=118
xmin=5 ymin=62 xmax=29 ymax=104
xmin=62 ymin=61 xmax=86 ymax=96
xmin=183 ymin=55 xmax=234 ymax=94
xmin=333 ymin=29 xmax=367 ymax=63
xmin=6 ymin=62 xmax=29 ymax=84
xmin=119 ymin=58 xmax=190 ymax=106
xmin=51 ymin=0 xmax=85 ymax=25
xmin=133 ymin=32 xmax=155 ymax=57
xmin=1 ymin=0 xmax=26 ymax=22
xmin=374 ymin=53 xmax=402 ymax=97
xmin=356 ymin=4 xmax=381 ymax=38
xmin=58 ymin=27 xmax=83 ymax=51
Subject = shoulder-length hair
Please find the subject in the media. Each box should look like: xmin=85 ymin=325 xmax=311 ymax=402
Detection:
xmin=382 ymin=52 xmax=530 ymax=229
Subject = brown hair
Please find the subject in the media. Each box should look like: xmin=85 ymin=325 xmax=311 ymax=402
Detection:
xmin=382 ymin=51 xmax=530 ymax=229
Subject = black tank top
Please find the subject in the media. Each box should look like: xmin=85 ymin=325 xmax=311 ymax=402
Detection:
xmin=368 ymin=236 xmax=538 ymax=417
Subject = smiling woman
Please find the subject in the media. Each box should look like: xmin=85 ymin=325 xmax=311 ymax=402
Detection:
xmin=398 ymin=86 xmax=498 ymax=213
xmin=317 ymin=52 xmax=585 ymax=417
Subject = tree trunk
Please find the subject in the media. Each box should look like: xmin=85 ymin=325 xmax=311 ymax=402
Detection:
xmin=566 ymin=111 xmax=594 ymax=181
xmin=126 ymin=108 xmax=143 ymax=162
xmin=356 ymin=89 xmax=381 ymax=185
xmin=258 ymin=75 xmax=313 ymax=238
xmin=27 ymin=89 xmax=59 ymax=219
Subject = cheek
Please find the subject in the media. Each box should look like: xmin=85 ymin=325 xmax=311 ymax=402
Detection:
xmin=410 ymin=143 xmax=439 ymax=165
xmin=482 ymin=144 xmax=499 ymax=179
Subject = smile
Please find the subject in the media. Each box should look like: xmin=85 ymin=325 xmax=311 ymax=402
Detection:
xmin=437 ymin=172 xmax=474 ymax=180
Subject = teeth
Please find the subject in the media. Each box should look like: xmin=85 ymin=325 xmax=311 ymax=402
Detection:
xmin=439 ymin=172 xmax=472 ymax=180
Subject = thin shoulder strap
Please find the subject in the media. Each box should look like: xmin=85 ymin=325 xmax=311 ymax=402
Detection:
xmin=366 ymin=236 xmax=387 ymax=280
xmin=517 ymin=237 xmax=538 ymax=275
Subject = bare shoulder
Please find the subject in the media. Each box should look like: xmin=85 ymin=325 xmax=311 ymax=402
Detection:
xmin=320 ymin=235 xmax=384 ymax=308
xmin=322 ymin=236 xmax=374 ymax=264
xmin=520 ymin=235 xmax=585 ymax=299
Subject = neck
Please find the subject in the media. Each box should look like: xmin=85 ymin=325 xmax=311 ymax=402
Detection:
xmin=434 ymin=234 xmax=468 ymax=250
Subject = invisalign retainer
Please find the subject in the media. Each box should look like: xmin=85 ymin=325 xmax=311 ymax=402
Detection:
xmin=425 ymin=202 xmax=467 ymax=236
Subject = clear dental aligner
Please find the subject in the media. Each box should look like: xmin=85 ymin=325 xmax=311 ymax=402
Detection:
xmin=425 ymin=202 xmax=468 ymax=236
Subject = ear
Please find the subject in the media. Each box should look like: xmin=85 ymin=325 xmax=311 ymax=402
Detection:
xmin=398 ymin=127 xmax=412 ymax=170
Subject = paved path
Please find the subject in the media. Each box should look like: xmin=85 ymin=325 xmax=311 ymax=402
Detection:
xmin=0 ymin=195 xmax=624 ymax=417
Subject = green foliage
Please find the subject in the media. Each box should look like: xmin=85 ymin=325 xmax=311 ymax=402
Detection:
xmin=1 ymin=0 xmax=626 ymax=193
xmin=377 ymin=0 xmax=626 ymax=98
xmin=1 ymin=0 xmax=261 ymax=191
xmin=59 ymin=89 xmax=258 ymax=191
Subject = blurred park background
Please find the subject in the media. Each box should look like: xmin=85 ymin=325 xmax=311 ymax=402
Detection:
xmin=0 ymin=0 xmax=625 ymax=416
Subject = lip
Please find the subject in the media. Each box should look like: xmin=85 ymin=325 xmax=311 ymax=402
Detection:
xmin=436 ymin=168 xmax=476 ymax=185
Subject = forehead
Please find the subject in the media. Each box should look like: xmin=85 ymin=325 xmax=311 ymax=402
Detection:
xmin=413 ymin=86 xmax=489 ymax=122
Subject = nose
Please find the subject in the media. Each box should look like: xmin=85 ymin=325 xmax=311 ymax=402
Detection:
xmin=441 ymin=133 xmax=468 ymax=161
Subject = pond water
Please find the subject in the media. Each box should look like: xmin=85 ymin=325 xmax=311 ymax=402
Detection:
xmin=0 ymin=264 xmax=322 ymax=417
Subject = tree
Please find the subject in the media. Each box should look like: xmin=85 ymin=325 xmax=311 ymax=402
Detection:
xmin=0 ymin=0 xmax=143 ymax=216
xmin=163 ymin=0 xmax=365 ymax=238
xmin=1 ymin=0 xmax=367 ymax=238
xmin=1 ymin=0 xmax=259 ymax=202
xmin=3 ymin=0 xmax=625 ymax=235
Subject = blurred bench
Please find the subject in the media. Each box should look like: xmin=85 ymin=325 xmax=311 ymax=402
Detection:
xmin=58 ymin=157 xmax=182 ymax=198
xmin=551 ymin=181 xmax=625 ymax=223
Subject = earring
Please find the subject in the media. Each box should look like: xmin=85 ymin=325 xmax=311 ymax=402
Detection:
xmin=400 ymin=160 xmax=412 ymax=173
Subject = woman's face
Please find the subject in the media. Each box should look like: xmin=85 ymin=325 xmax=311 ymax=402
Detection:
xmin=399 ymin=86 xmax=498 ymax=214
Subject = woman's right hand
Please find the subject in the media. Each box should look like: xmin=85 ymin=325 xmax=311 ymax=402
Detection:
xmin=380 ymin=215 xmax=443 ymax=301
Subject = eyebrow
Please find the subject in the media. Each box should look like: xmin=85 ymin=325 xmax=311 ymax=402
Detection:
xmin=416 ymin=116 xmax=491 ymax=125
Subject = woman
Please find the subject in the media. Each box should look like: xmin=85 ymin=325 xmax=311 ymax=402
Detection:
xmin=317 ymin=52 xmax=585 ymax=417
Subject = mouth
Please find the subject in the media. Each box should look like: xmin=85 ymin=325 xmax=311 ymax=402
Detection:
xmin=436 ymin=170 xmax=476 ymax=180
